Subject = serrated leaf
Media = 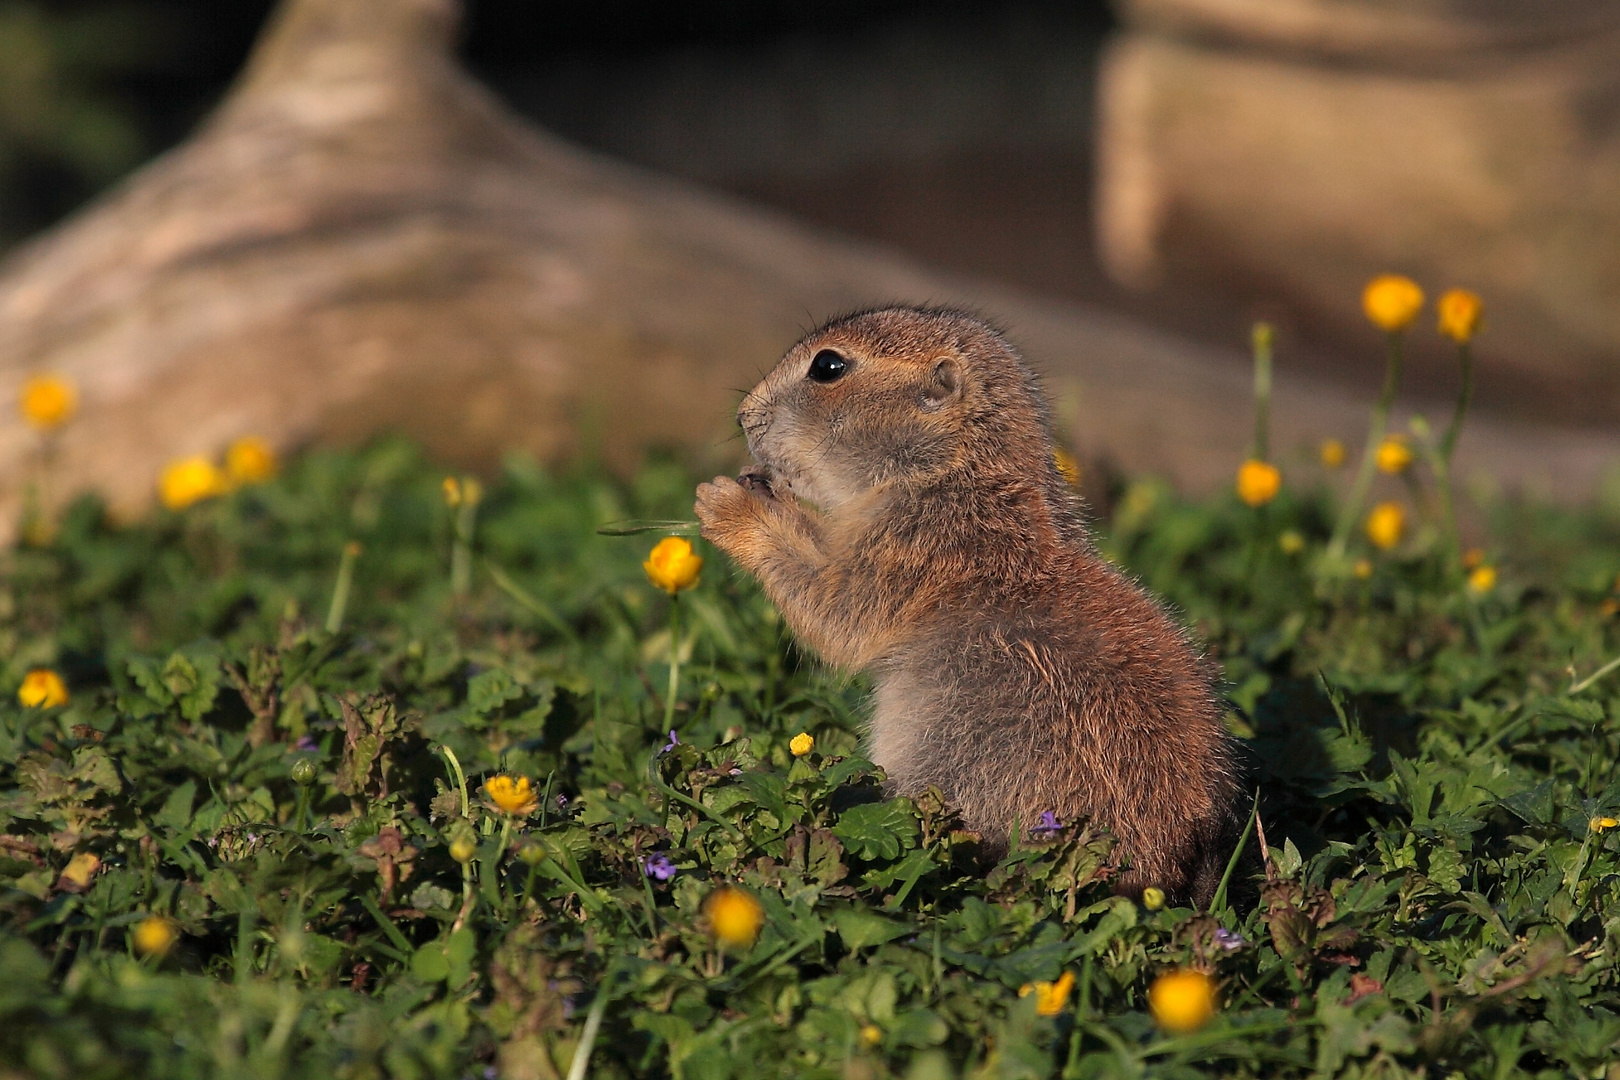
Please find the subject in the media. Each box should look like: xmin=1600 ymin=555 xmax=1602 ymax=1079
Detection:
xmin=466 ymin=669 xmax=523 ymax=715
xmin=832 ymin=800 xmax=919 ymax=862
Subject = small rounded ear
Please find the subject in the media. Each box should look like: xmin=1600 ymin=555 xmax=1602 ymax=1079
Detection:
xmin=921 ymin=357 xmax=962 ymax=410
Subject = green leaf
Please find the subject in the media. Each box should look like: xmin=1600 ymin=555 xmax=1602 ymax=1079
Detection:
xmin=154 ymin=780 xmax=196 ymax=830
xmin=832 ymin=800 xmax=918 ymax=862
xmin=832 ymin=908 xmax=908 ymax=951
xmin=466 ymin=669 xmax=523 ymax=715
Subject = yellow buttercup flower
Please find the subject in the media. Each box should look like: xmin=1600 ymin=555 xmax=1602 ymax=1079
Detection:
xmin=19 ymin=374 xmax=77 ymax=430
xmin=1437 ymin=288 xmax=1483 ymax=344
xmin=159 ymin=456 xmax=229 ymax=510
xmin=1364 ymin=502 xmax=1406 ymax=550
xmin=1362 ymin=275 xmax=1425 ymax=333
xmin=1374 ymin=436 xmax=1412 ymax=475
xmin=225 ymin=437 xmax=277 ymax=485
xmin=1141 ymin=886 xmax=1165 ymax=911
xmin=134 ymin=915 xmax=179 ymax=957
xmin=58 ymin=852 xmax=100 ymax=891
xmin=1319 ymin=439 xmax=1346 ymax=469
xmin=18 ymin=668 xmax=69 ymax=708
xmin=1054 ymin=448 xmax=1081 ymax=487
xmin=1235 ymin=460 xmax=1281 ymax=508
xmin=1590 ymin=816 xmax=1618 ymax=833
xmin=705 ymin=886 xmax=765 ymax=950
xmin=483 ymin=775 xmax=540 ymax=817
xmin=790 ymin=732 xmax=815 ymax=757
xmin=1467 ymin=564 xmax=1497 ymax=594
xmin=1018 ymin=970 xmax=1076 ymax=1016
xmin=644 ymin=537 xmax=703 ymax=595
xmin=1149 ymin=969 xmax=1217 ymax=1033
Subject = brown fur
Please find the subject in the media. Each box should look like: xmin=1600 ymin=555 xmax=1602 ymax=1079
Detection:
xmin=694 ymin=307 xmax=1241 ymax=904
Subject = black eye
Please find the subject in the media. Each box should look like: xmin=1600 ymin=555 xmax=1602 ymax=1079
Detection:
xmin=806 ymin=349 xmax=848 ymax=383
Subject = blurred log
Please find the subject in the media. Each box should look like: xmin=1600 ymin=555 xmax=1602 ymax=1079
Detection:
xmin=1097 ymin=0 xmax=1620 ymax=416
xmin=0 ymin=0 xmax=1615 ymax=538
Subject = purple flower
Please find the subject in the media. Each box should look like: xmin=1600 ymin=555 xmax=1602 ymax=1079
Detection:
xmin=1214 ymin=928 xmax=1245 ymax=952
xmin=661 ymin=729 xmax=680 ymax=754
xmin=644 ymin=852 xmax=676 ymax=882
xmin=555 ymin=793 xmax=570 ymax=809
xmin=1030 ymin=811 xmax=1062 ymax=837
xmin=294 ymin=735 xmax=318 ymax=753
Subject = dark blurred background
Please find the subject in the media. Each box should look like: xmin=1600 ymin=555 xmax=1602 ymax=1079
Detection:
xmin=4 ymin=0 xmax=1619 ymax=433
xmin=0 ymin=1 xmax=1264 ymax=366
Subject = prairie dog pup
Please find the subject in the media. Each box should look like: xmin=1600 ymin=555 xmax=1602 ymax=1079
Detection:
xmin=694 ymin=307 xmax=1239 ymax=902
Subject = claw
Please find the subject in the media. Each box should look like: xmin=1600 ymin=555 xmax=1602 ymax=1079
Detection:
xmin=738 ymin=466 xmax=775 ymax=499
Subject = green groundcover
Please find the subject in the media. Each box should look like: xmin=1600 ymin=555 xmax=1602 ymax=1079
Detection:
xmin=4 ymin=441 xmax=1620 ymax=1079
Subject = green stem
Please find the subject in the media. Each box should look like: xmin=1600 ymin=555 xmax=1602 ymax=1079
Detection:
xmin=1251 ymin=322 xmax=1273 ymax=461
xmin=664 ymin=595 xmax=682 ymax=736
xmin=451 ymin=487 xmax=478 ymax=599
xmin=567 ymin=968 xmax=617 ymax=1080
xmin=1571 ymin=654 xmax=1620 ymax=696
xmin=1209 ymin=789 xmax=1259 ymax=915
xmin=440 ymin=746 xmax=470 ymax=819
xmin=1328 ymin=333 xmax=1404 ymax=561
xmin=1434 ymin=341 xmax=1474 ymax=566
xmin=1439 ymin=342 xmax=1474 ymax=465
xmin=325 ymin=541 xmax=361 ymax=634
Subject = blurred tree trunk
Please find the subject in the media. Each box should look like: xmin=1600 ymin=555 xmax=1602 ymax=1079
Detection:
xmin=1096 ymin=0 xmax=1620 ymax=417
xmin=0 ymin=0 xmax=1612 ymax=537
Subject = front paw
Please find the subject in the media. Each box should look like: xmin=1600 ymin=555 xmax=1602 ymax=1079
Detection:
xmin=695 ymin=474 xmax=773 ymax=559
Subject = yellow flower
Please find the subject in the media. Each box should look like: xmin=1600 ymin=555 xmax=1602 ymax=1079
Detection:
xmin=1149 ymin=969 xmax=1217 ymax=1033
xmin=1437 ymin=288 xmax=1483 ymax=344
xmin=19 ymin=374 xmax=78 ymax=430
xmin=449 ymin=837 xmax=477 ymax=864
xmin=705 ymin=886 xmax=765 ymax=949
xmin=1353 ymin=558 xmax=1374 ymax=579
xmin=483 ymin=775 xmax=540 ymax=817
xmin=1319 ymin=439 xmax=1346 ymax=469
xmin=1054 ymin=448 xmax=1081 ymax=487
xmin=1141 ymin=886 xmax=1165 ymax=911
xmin=58 ymin=852 xmax=100 ymax=891
xmin=644 ymin=536 xmax=703 ymax=595
xmin=442 ymin=476 xmax=462 ymax=507
xmin=1278 ymin=530 xmax=1305 ymax=556
xmin=224 ymin=437 xmax=277 ymax=485
xmin=18 ymin=668 xmax=69 ymax=708
xmin=1362 ymin=275 xmax=1424 ymax=333
xmin=1591 ymin=816 xmax=1618 ymax=833
xmin=1364 ymin=502 xmax=1406 ymax=550
xmin=859 ymin=1023 xmax=882 ymax=1047
xmin=134 ymin=915 xmax=179 ymax=957
xmin=790 ymin=732 xmax=815 ymax=757
xmin=159 ymin=456 xmax=229 ymax=510
xmin=1467 ymin=564 xmax=1497 ymax=594
xmin=1018 ymin=970 xmax=1076 ymax=1016
xmin=1235 ymin=460 xmax=1281 ymax=508
xmin=1374 ymin=436 xmax=1412 ymax=475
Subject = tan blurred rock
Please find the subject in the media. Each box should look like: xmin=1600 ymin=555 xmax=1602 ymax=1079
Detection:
xmin=0 ymin=0 xmax=1614 ymax=540
xmin=1097 ymin=0 xmax=1620 ymax=411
